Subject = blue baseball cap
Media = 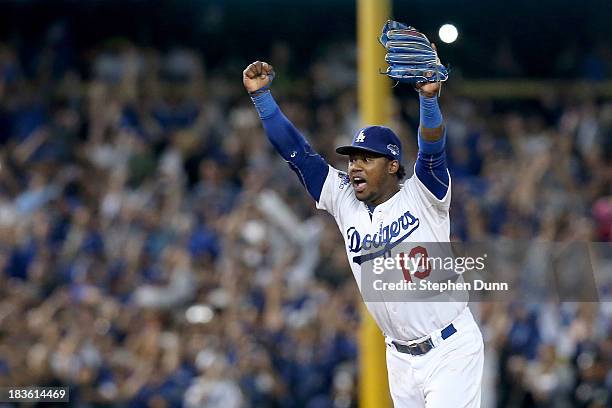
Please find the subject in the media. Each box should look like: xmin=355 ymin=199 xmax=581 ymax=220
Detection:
xmin=336 ymin=125 xmax=402 ymax=162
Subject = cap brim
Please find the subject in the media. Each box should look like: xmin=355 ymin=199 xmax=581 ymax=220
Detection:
xmin=336 ymin=145 xmax=385 ymax=156
xmin=335 ymin=145 xmax=397 ymax=160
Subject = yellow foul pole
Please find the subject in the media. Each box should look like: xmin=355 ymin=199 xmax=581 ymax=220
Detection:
xmin=357 ymin=0 xmax=392 ymax=407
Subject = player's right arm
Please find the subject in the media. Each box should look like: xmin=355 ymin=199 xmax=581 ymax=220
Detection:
xmin=243 ymin=61 xmax=330 ymax=203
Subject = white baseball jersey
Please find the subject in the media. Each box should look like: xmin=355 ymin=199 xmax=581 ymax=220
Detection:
xmin=316 ymin=166 xmax=465 ymax=341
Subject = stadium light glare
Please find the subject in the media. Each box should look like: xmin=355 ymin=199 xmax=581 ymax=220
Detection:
xmin=438 ymin=24 xmax=458 ymax=44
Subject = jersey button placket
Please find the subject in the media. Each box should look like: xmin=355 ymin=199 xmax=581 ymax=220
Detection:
xmin=376 ymin=210 xmax=398 ymax=314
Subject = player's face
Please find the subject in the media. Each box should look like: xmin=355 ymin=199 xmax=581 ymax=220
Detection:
xmin=348 ymin=152 xmax=396 ymax=205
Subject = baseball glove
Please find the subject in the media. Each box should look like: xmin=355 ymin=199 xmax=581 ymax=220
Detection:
xmin=379 ymin=20 xmax=448 ymax=85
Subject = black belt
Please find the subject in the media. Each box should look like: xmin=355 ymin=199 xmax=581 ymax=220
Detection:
xmin=391 ymin=323 xmax=457 ymax=356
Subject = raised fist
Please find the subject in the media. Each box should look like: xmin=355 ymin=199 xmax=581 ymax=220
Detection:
xmin=243 ymin=61 xmax=275 ymax=94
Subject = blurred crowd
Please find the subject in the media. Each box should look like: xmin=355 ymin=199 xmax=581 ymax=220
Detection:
xmin=0 ymin=29 xmax=610 ymax=408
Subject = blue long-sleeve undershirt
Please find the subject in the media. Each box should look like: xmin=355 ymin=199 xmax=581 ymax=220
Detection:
xmin=251 ymin=91 xmax=329 ymax=202
xmin=415 ymin=95 xmax=449 ymax=200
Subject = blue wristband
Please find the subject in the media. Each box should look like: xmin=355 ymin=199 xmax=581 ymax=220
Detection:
xmin=419 ymin=94 xmax=442 ymax=129
xmin=251 ymin=91 xmax=279 ymax=120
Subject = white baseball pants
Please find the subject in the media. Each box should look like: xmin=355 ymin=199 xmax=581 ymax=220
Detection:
xmin=385 ymin=307 xmax=484 ymax=407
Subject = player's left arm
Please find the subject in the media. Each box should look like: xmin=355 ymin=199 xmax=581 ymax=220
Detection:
xmin=413 ymin=54 xmax=449 ymax=200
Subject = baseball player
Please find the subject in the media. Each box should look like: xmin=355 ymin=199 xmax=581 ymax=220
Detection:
xmin=243 ymin=29 xmax=484 ymax=408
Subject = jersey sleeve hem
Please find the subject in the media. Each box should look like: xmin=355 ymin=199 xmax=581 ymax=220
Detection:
xmin=412 ymin=164 xmax=452 ymax=208
xmin=315 ymin=165 xmax=352 ymax=217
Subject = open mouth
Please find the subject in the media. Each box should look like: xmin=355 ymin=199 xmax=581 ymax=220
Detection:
xmin=352 ymin=176 xmax=367 ymax=193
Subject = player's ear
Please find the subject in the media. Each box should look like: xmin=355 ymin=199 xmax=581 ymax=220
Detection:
xmin=388 ymin=159 xmax=399 ymax=175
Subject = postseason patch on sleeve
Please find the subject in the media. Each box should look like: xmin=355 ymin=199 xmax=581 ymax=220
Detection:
xmin=338 ymin=172 xmax=350 ymax=189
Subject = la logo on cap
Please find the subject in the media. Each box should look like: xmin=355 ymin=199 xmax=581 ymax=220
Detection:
xmin=355 ymin=130 xmax=366 ymax=143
